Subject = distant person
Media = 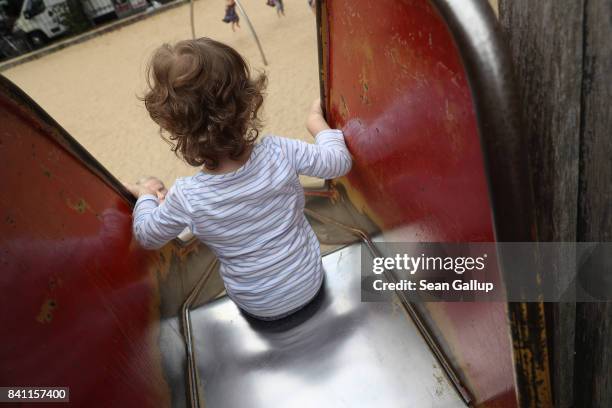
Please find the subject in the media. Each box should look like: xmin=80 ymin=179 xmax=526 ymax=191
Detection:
xmin=265 ymin=0 xmax=284 ymax=17
xmin=126 ymin=38 xmax=352 ymax=321
xmin=308 ymin=0 xmax=316 ymax=13
xmin=275 ymin=0 xmax=285 ymax=17
xmin=222 ymin=0 xmax=240 ymax=31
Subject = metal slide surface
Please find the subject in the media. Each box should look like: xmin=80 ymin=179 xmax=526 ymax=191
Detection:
xmin=184 ymin=243 xmax=465 ymax=408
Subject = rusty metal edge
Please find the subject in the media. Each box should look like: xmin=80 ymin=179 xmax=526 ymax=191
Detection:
xmin=316 ymin=0 xmax=328 ymax=118
xmin=430 ymin=0 xmax=553 ymax=406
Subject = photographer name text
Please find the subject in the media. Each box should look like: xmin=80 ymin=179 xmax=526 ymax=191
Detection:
xmin=372 ymin=279 xmax=495 ymax=293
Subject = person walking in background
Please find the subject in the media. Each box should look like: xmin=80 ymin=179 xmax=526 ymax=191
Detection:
xmin=222 ymin=0 xmax=240 ymax=31
xmin=266 ymin=0 xmax=284 ymax=17
xmin=275 ymin=0 xmax=285 ymax=17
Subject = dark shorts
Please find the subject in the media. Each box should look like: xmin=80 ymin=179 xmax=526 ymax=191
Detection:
xmin=240 ymin=278 xmax=326 ymax=322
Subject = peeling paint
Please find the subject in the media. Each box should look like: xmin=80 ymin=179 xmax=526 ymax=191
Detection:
xmin=66 ymin=197 xmax=91 ymax=214
xmin=4 ymin=215 xmax=16 ymax=227
xmin=36 ymin=298 xmax=57 ymax=324
xmin=340 ymin=95 xmax=350 ymax=121
xmin=359 ymin=68 xmax=370 ymax=105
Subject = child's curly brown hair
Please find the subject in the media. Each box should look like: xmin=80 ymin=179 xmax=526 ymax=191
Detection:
xmin=143 ymin=37 xmax=267 ymax=170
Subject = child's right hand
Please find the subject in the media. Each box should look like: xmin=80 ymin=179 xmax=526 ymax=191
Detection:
xmin=123 ymin=176 xmax=168 ymax=202
xmin=306 ymin=98 xmax=331 ymax=136
xmin=123 ymin=182 xmax=156 ymax=199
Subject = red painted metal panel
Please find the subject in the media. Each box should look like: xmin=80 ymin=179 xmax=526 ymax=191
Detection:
xmin=324 ymin=0 xmax=517 ymax=406
xmin=0 ymin=80 xmax=170 ymax=407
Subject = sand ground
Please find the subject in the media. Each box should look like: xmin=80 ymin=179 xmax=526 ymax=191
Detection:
xmin=4 ymin=0 xmax=321 ymax=187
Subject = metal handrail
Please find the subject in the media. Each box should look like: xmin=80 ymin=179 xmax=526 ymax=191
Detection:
xmin=181 ymin=259 xmax=219 ymax=408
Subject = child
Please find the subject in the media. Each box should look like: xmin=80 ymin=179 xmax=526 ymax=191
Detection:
xmin=127 ymin=38 xmax=351 ymax=321
xmin=222 ymin=0 xmax=240 ymax=32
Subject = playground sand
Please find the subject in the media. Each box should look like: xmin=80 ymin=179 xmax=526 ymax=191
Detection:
xmin=4 ymin=0 xmax=321 ymax=187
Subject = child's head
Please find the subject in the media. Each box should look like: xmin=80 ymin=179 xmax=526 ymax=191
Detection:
xmin=143 ymin=37 xmax=267 ymax=170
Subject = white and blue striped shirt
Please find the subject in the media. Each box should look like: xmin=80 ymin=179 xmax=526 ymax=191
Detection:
xmin=133 ymin=129 xmax=351 ymax=318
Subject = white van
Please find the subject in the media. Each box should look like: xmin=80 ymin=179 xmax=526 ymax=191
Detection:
xmin=13 ymin=0 xmax=70 ymax=46
xmin=12 ymin=0 xmax=145 ymax=48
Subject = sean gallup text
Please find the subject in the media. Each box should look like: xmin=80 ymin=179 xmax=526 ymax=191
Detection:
xmin=372 ymin=279 xmax=495 ymax=293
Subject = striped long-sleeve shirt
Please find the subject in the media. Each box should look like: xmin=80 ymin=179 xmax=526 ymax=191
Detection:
xmin=132 ymin=129 xmax=351 ymax=318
